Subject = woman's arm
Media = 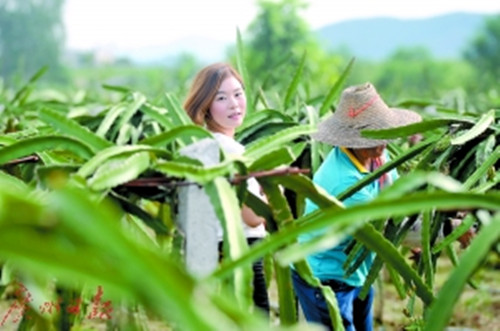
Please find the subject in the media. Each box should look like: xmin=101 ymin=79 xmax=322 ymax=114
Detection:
xmin=241 ymin=204 xmax=266 ymax=227
xmin=241 ymin=177 xmax=268 ymax=228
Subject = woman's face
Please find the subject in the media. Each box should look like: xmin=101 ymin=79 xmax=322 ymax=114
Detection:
xmin=208 ymin=76 xmax=246 ymax=137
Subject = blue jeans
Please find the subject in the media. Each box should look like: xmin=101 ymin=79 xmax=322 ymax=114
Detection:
xmin=292 ymin=270 xmax=374 ymax=331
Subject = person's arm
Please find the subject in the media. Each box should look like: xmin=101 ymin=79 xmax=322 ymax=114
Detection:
xmin=241 ymin=204 xmax=266 ymax=227
xmin=241 ymin=177 xmax=268 ymax=228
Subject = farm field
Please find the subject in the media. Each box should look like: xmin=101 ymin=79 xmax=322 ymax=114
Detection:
xmin=0 ymin=65 xmax=499 ymax=330
xmin=1 ymin=7 xmax=499 ymax=330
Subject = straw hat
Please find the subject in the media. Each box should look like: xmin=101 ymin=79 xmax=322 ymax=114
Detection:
xmin=312 ymin=83 xmax=422 ymax=148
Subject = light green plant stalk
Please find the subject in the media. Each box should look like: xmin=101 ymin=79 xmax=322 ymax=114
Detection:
xmin=0 ymin=135 xmax=94 ymax=164
xmin=205 ymin=177 xmax=254 ymax=313
xmin=39 ymin=107 xmax=113 ymax=153
xmin=236 ymin=27 xmax=254 ymax=115
xmin=423 ymin=212 xmax=500 ymax=331
xmin=283 ymin=51 xmax=306 ymax=110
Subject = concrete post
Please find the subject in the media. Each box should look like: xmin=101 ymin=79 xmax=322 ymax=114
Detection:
xmin=177 ymin=138 xmax=221 ymax=277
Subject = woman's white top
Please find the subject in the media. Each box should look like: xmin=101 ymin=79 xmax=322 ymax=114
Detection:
xmin=212 ymin=133 xmax=267 ymax=240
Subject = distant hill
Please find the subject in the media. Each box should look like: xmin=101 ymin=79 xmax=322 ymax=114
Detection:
xmin=316 ymin=12 xmax=491 ymax=61
xmin=109 ymin=12 xmax=494 ymax=65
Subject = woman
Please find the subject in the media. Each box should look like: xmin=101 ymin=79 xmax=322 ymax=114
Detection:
xmin=183 ymin=62 xmax=270 ymax=315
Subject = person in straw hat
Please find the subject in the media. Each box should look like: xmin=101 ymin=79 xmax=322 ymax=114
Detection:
xmin=291 ymin=82 xmax=422 ymax=330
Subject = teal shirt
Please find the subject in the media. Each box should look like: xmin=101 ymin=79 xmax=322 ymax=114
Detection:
xmin=299 ymin=147 xmax=397 ymax=287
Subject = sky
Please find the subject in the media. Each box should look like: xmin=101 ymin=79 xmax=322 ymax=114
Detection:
xmin=63 ymin=0 xmax=500 ymax=54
